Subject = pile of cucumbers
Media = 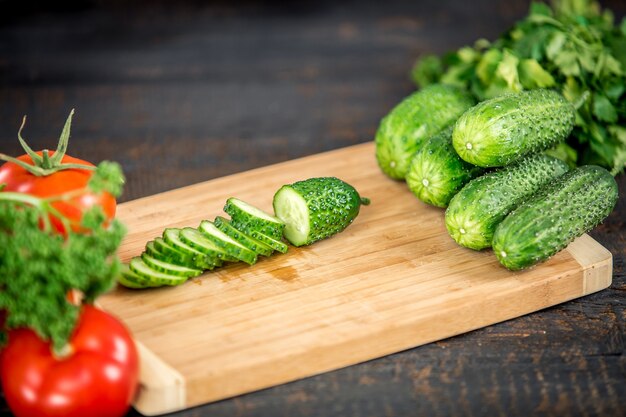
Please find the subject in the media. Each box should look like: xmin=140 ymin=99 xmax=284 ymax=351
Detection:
xmin=376 ymin=86 xmax=619 ymax=270
xmin=120 ymin=177 xmax=369 ymax=288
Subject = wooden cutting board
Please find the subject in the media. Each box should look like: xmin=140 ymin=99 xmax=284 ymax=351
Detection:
xmin=98 ymin=142 xmax=613 ymax=416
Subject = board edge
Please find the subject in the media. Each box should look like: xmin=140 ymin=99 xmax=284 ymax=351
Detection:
xmin=565 ymin=234 xmax=613 ymax=296
xmin=132 ymin=340 xmax=187 ymax=416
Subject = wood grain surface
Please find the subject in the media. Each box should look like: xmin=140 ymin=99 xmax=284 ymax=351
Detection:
xmin=99 ymin=142 xmax=613 ymax=415
xmin=1 ymin=1 xmax=625 ymax=416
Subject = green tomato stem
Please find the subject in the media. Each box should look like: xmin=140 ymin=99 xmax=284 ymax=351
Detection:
xmin=4 ymin=109 xmax=94 ymax=177
xmin=49 ymin=109 xmax=74 ymax=166
xmin=17 ymin=115 xmax=43 ymax=166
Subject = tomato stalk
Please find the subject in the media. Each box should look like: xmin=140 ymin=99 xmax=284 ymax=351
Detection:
xmin=0 ymin=190 xmax=78 ymax=233
xmin=0 ymin=109 xmax=96 ymax=177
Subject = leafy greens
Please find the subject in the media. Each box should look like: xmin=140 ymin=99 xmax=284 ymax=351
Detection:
xmin=412 ymin=0 xmax=626 ymax=174
xmin=0 ymin=161 xmax=126 ymax=351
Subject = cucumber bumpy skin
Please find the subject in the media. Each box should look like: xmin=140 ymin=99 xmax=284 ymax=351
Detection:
xmin=273 ymin=177 xmax=370 ymax=247
xmin=224 ymin=197 xmax=285 ymax=241
xmin=453 ymin=89 xmax=575 ymax=167
xmin=406 ymin=126 xmax=485 ymax=208
xmin=445 ymin=154 xmax=569 ymax=250
xmin=492 ymin=165 xmax=618 ymax=271
xmin=214 ymin=216 xmax=274 ymax=257
xmin=375 ymin=84 xmax=475 ymax=179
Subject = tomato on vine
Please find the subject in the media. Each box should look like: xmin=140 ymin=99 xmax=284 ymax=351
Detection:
xmin=0 ymin=109 xmax=117 ymax=235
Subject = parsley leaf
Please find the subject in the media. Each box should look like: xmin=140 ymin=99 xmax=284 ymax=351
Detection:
xmin=412 ymin=0 xmax=626 ymax=174
xmin=0 ymin=161 xmax=126 ymax=352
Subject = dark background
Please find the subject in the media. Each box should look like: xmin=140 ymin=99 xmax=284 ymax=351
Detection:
xmin=1 ymin=1 xmax=625 ymax=416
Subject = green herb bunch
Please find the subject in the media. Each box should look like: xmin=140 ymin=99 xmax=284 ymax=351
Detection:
xmin=0 ymin=162 xmax=126 ymax=352
xmin=412 ymin=0 xmax=626 ymax=174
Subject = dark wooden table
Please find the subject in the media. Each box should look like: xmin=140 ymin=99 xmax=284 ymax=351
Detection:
xmin=1 ymin=1 xmax=624 ymax=416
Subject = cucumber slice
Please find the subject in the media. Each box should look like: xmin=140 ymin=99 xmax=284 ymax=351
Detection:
xmin=141 ymin=253 xmax=203 ymax=278
xmin=118 ymin=264 xmax=151 ymax=289
xmin=129 ymin=257 xmax=188 ymax=287
xmin=223 ymin=197 xmax=285 ymax=241
xmin=214 ymin=216 xmax=274 ymax=257
xmin=178 ymin=227 xmax=240 ymax=263
xmin=231 ymin=220 xmax=289 ymax=253
xmin=196 ymin=221 xmax=258 ymax=265
xmin=163 ymin=228 xmax=224 ymax=268
xmin=152 ymin=237 xmax=217 ymax=269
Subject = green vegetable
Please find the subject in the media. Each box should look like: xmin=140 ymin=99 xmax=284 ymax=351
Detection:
xmin=230 ymin=222 xmax=289 ymax=253
xmin=412 ymin=0 xmax=626 ymax=174
xmin=197 ymin=221 xmax=258 ymax=265
xmin=129 ymin=257 xmax=189 ymax=286
xmin=152 ymin=237 xmax=221 ymax=269
xmin=213 ymin=216 xmax=274 ymax=257
xmin=493 ymin=165 xmax=618 ymax=270
xmin=118 ymin=264 xmax=150 ymax=289
xmin=273 ymin=177 xmax=370 ymax=246
xmin=375 ymin=84 xmax=475 ymax=179
xmin=0 ymin=162 xmax=125 ymax=350
xmin=445 ymin=154 xmax=569 ymax=250
xmin=223 ymin=197 xmax=285 ymax=241
xmin=140 ymin=253 xmax=203 ymax=278
xmin=453 ymin=89 xmax=575 ymax=167
xmin=405 ymin=127 xmax=485 ymax=207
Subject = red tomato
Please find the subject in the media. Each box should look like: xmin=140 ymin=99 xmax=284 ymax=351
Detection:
xmin=0 ymin=305 xmax=139 ymax=417
xmin=0 ymin=151 xmax=116 ymax=235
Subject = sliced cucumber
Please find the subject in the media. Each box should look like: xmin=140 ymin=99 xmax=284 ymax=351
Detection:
xmin=152 ymin=236 xmax=217 ymax=269
xmin=163 ymin=228 xmax=224 ymax=268
xmin=118 ymin=264 xmax=152 ymax=289
xmin=178 ymin=227 xmax=240 ymax=263
xmin=129 ymin=257 xmax=189 ymax=287
xmin=214 ymin=216 xmax=274 ymax=257
xmin=141 ymin=253 xmax=203 ymax=278
xmin=223 ymin=197 xmax=285 ymax=241
xmin=231 ymin=220 xmax=289 ymax=253
xmin=196 ymin=221 xmax=258 ymax=265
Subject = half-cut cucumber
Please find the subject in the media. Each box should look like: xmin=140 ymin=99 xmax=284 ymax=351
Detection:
xmin=273 ymin=177 xmax=369 ymax=246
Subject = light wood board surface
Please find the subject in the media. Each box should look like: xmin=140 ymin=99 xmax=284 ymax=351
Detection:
xmin=98 ymin=142 xmax=613 ymax=416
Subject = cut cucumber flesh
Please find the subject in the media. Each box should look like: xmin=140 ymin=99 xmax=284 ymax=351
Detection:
xmin=224 ymin=197 xmax=284 ymax=240
xmin=129 ymin=257 xmax=189 ymax=286
xmin=163 ymin=228 xmax=223 ymax=268
xmin=179 ymin=227 xmax=240 ymax=263
xmin=231 ymin=220 xmax=289 ymax=253
xmin=141 ymin=253 xmax=203 ymax=278
xmin=197 ymin=221 xmax=258 ymax=265
xmin=214 ymin=216 xmax=274 ymax=257
xmin=272 ymin=186 xmax=310 ymax=246
xmin=119 ymin=264 xmax=152 ymax=289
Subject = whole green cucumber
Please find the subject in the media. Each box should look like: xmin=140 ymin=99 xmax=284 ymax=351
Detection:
xmin=453 ymin=89 xmax=575 ymax=167
xmin=273 ymin=177 xmax=369 ymax=246
xmin=406 ymin=126 xmax=485 ymax=208
xmin=375 ymin=84 xmax=475 ymax=179
xmin=445 ymin=154 xmax=569 ymax=250
xmin=492 ymin=165 xmax=618 ymax=270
